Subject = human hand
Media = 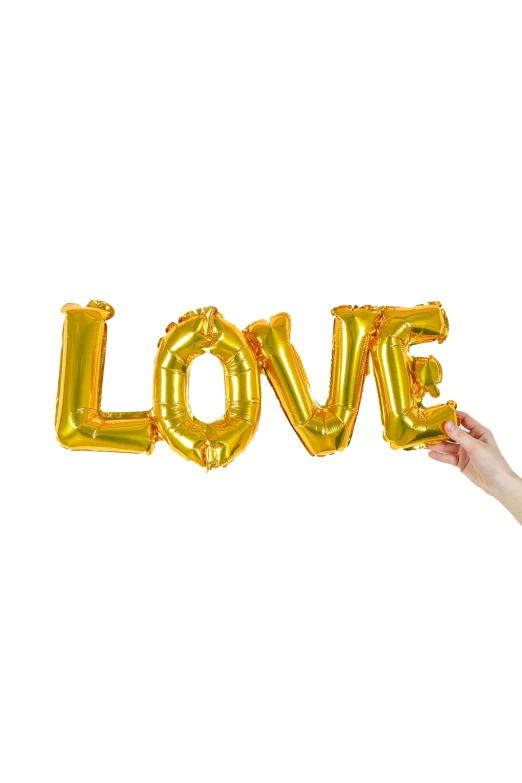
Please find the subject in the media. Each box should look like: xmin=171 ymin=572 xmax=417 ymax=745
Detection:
xmin=427 ymin=411 xmax=522 ymax=524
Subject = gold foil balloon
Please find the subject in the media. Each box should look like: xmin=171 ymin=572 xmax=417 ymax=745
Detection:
xmin=153 ymin=306 xmax=261 ymax=470
xmin=244 ymin=307 xmax=381 ymax=455
xmin=370 ymin=303 xmax=458 ymax=449
xmin=244 ymin=302 xmax=458 ymax=454
xmin=56 ymin=300 xmax=458 ymax=468
xmin=55 ymin=301 xmax=156 ymax=454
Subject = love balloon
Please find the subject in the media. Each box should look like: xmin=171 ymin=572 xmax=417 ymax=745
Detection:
xmin=55 ymin=300 xmax=458 ymax=469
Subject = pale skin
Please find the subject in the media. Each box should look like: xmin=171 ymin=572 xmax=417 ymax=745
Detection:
xmin=427 ymin=411 xmax=522 ymax=525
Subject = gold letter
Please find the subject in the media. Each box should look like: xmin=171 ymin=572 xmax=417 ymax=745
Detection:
xmin=153 ymin=307 xmax=261 ymax=470
xmin=55 ymin=301 xmax=156 ymax=453
xmin=371 ymin=302 xmax=458 ymax=449
xmin=245 ymin=306 xmax=381 ymax=455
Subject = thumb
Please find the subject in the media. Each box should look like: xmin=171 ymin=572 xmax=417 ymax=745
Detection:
xmin=443 ymin=420 xmax=478 ymax=451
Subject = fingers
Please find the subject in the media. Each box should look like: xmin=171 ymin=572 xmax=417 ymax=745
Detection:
xmin=456 ymin=410 xmax=493 ymax=442
xmin=443 ymin=420 xmax=479 ymax=451
xmin=428 ymin=450 xmax=459 ymax=466
xmin=428 ymin=442 xmax=459 ymax=455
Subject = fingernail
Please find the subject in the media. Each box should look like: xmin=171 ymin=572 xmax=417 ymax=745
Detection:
xmin=444 ymin=421 xmax=456 ymax=433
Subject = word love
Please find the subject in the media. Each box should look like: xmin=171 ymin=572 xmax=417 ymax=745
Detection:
xmin=55 ymin=300 xmax=458 ymax=470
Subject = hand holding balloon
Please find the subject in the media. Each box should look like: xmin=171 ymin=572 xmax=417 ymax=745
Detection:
xmin=428 ymin=411 xmax=522 ymax=525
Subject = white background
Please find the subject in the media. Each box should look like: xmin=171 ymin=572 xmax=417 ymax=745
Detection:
xmin=1 ymin=2 xmax=521 ymax=781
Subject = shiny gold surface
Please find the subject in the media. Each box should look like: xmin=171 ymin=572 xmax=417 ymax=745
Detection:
xmin=245 ymin=302 xmax=458 ymax=454
xmin=153 ymin=306 xmax=261 ymax=470
xmin=55 ymin=301 xmax=156 ymax=454
xmin=245 ymin=306 xmax=380 ymax=455
xmin=371 ymin=304 xmax=458 ymax=449
xmin=56 ymin=300 xmax=457 ymax=467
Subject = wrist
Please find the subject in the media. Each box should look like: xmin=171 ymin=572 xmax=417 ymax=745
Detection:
xmin=492 ymin=469 xmax=520 ymax=498
xmin=492 ymin=470 xmax=522 ymax=520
